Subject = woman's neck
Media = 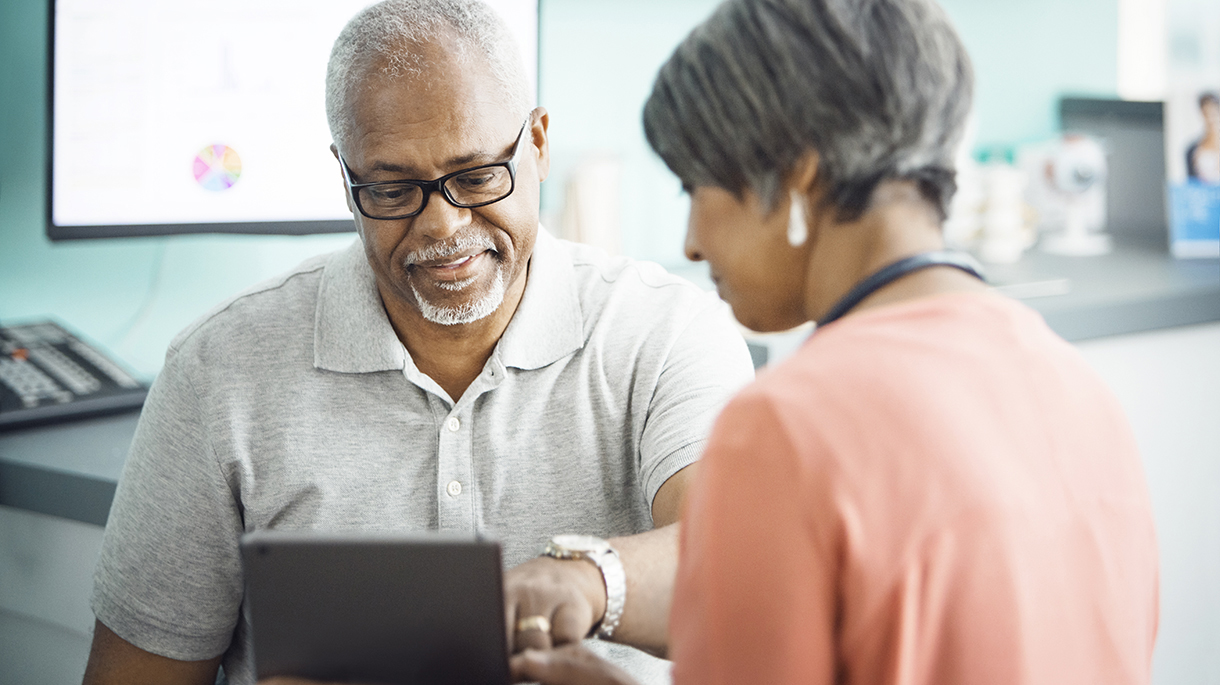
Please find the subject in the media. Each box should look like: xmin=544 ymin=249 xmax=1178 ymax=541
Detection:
xmin=801 ymin=182 xmax=988 ymax=324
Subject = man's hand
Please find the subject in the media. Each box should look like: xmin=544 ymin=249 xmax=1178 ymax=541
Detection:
xmin=511 ymin=644 xmax=642 ymax=685
xmin=504 ymin=555 xmax=606 ymax=652
xmin=504 ymin=464 xmax=696 ymax=656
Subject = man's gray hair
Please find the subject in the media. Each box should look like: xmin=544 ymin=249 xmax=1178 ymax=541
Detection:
xmin=643 ymin=0 xmax=973 ymax=221
xmin=326 ymin=0 xmax=532 ymax=156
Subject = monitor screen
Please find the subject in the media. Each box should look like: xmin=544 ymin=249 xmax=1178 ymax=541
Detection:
xmin=47 ymin=0 xmax=539 ymax=240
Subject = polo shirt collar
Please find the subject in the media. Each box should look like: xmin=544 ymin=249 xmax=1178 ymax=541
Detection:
xmin=314 ymin=240 xmax=406 ymax=373
xmin=495 ymin=227 xmax=584 ymax=370
xmin=313 ymin=227 xmax=583 ymax=374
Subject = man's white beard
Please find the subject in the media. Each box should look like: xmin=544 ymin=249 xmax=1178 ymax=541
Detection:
xmin=411 ymin=264 xmax=506 ymax=326
xmin=403 ymin=235 xmax=506 ymax=326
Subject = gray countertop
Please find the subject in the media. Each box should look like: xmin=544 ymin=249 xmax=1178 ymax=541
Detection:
xmin=2 ymin=244 xmax=1217 ymax=526
xmin=987 ymin=243 xmax=1219 ymax=341
xmin=0 ymin=412 xmax=137 ymax=526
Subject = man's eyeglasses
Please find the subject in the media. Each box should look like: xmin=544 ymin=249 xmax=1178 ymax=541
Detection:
xmin=339 ymin=116 xmax=531 ymax=221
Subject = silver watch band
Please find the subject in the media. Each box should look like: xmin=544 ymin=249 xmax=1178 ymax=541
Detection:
xmin=543 ymin=536 xmax=627 ymax=640
xmin=591 ymin=545 xmax=626 ymax=639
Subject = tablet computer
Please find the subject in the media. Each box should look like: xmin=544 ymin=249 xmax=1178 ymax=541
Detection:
xmin=240 ymin=529 xmax=511 ymax=684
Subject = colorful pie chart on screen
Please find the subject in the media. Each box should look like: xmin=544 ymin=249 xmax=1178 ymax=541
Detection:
xmin=193 ymin=144 xmax=242 ymax=191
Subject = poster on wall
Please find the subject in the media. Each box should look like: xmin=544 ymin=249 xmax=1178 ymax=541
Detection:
xmin=1164 ymin=0 xmax=1220 ymax=258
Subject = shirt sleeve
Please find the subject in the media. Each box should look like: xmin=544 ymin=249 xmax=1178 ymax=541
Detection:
xmin=637 ymin=295 xmax=755 ymax=515
xmin=90 ymin=347 xmax=245 ymax=661
xmin=669 ymin=389 xmax=838 ymax=685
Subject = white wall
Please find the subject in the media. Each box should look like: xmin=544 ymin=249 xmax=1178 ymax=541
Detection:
xmin=1077 ymin=322 xmax=1220 ymax=685
xmin=0 ymin=505 xmax=101 ymax=684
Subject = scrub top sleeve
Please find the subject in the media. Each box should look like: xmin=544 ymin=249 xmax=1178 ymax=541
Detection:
xmin=670 ymin=390 xmax=838 ymax=685
xmin=91 ymin=350 xmax=245 ymax=661
xmin=637 ymin=296 xmax=754 ymax=518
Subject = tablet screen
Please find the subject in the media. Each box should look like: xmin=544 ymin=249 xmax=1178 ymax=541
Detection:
xmin=241 ymin=530 xmax=510 ymax=684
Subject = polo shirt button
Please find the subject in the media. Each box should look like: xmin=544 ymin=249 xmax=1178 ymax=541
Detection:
xmin=446 ymin=480 xmax=462 ymax=497
xmin=446 ymin=417 xmax=460 ymax=432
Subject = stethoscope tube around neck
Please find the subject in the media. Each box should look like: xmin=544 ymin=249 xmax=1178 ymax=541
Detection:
xmin=815 ymin=251 xmax=986 ymax=329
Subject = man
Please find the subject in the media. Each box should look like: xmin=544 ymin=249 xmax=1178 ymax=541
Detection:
xmin=81 ymin=1 xmax=753 ymax=683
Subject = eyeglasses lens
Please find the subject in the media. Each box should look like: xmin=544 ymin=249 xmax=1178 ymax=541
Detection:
xmin=359 ymin=184 xmax=424 ymax=217
xmin=446 ymin=167 xmax=513 ymax=205
xmin=356 ymin=166 xmax=514 ymax=219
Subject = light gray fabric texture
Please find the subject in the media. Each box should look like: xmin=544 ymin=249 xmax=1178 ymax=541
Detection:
xmin=91 ymin=228 xmax=754 ymax=684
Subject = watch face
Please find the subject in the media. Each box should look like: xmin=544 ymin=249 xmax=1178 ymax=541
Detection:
xmin=551 ymin=534 xmax=609 ymax=553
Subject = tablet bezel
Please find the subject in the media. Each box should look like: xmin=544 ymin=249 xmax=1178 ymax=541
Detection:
xmin=240 ymin=529 xmax=511 ymax=684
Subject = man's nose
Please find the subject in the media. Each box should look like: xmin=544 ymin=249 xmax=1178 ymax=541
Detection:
xmin=412 ymin=189 xmax=470 ymax=240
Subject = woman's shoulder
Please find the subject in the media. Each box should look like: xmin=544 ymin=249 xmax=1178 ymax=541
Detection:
xmin=792 ymin=291 xmax=1054 ymax=369
xmin=735 ymin=291 xmax=1069 ymax=442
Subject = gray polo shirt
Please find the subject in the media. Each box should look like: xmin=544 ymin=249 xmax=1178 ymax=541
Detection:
xmin=91 ymin=229 xmax=753 ymax=684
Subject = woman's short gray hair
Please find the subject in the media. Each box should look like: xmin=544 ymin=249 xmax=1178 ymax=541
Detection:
xmin=643 ymin=0 xmax=973 ymax=221
xmin=326 ymin=0 xmax=531 ymax=155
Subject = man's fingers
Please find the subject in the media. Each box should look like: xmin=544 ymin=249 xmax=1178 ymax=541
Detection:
xmin=513 ymin=610 xmax=556 ymax=652
xmin=504 ymin=556 xmax=600 ymax=654
xmin=550 ymin=601 xmax=594 ymax=646
xmin=510 ymin=649 xmax=551 ymax=683
xmin=511 ymin=649 xmax=559 ymax=683
xmin=505 ymin=605 xmax=516 ymax=654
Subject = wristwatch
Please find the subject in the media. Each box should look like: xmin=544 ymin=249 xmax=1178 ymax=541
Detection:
xmin=543 ymin=534 xmax=626 ymax=640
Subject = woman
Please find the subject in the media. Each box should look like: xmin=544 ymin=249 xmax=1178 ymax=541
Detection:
xmin=1187 ymin=92 xmax=1219 ymax=184
xmin=513 ymin=0 xmax=1159 ymax=683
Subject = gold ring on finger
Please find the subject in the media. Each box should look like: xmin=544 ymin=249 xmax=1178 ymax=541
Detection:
xmin=515 ymin=615 xmax=551 ymax=633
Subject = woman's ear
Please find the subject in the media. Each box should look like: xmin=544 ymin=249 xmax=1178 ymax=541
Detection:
xmin=786 ymin=151 xmax=821 ymax=248
xmin=789 ymin=151 xmax=820 ymax=193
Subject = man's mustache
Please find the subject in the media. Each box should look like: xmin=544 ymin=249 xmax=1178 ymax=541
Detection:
xmin=404 ymin=235 xmax=497 ymax=265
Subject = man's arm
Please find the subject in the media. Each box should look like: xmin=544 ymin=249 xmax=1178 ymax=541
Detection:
xmin=83 ymin=620 xmax=222 ymax=685
xmin=503 ymin=464 xmax=696 ymax=657
xmin=505 ymin=291 xmax=752 ymax=659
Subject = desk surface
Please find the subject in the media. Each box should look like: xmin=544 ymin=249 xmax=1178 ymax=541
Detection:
xmin=0 ymin=411 xmax=137 ymax=525
xmin=2 ymin=244 xmax=1218 ymax=526
xmin=986 ymin=243 xmax=1219 ymax=341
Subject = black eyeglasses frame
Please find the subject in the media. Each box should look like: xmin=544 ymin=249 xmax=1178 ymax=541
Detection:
xmin=338 ymin=115 xmax=532 ymax=221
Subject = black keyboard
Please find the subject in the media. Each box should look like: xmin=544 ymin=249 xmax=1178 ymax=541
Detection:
xmin=0 ymin=321 xmax=148 ymax=430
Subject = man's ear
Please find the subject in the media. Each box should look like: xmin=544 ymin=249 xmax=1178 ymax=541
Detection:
xmin=331 ymin=143 xmax=354 ymax=214
xmin=530 ymin=107 xmax=551 ymax=183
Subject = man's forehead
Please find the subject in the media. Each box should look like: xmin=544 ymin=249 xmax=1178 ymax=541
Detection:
xmin=355 ymin=120 xmax=513 ymax=177
xmin=345 ymin=59 xmax=521 ymax=176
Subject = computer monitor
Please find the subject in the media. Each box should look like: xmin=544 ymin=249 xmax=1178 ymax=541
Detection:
xmin=47 ymin=0 xmax=539 ymax=240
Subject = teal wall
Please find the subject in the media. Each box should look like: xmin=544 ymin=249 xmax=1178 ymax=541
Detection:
xmin=939 ymin=0 xmax=1119 ymax=150
xmin=0 ymin=0 xmax=355 ymax=379
xmin=0 ymin=0 xmax=1120 ymax=379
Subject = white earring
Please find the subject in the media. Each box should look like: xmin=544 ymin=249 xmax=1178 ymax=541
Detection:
xmin=787 ymin=190 xmax=808 ymax=247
